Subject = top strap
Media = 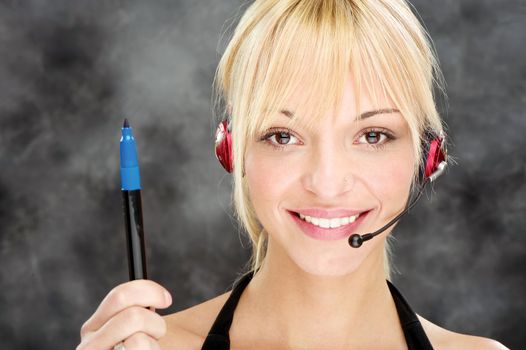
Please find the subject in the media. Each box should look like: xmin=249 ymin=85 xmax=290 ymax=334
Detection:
xmin=201 ymin=273 xmax=253 ymax=349
xmin=387 ymin=281 xmax=434 ymax=349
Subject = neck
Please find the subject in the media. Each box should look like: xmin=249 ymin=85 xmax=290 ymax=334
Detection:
xmin=230 ymin=238 xmax=405 ymax=349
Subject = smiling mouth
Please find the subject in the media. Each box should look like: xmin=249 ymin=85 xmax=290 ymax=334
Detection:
xmin=290 ymin=211 xmax=368 ymax=229
xmin=287 ymin=209 xmax=371 ymax=241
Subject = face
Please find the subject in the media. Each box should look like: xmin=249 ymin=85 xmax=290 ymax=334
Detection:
xmin=244 ymin=73 xmax=416 ymax=277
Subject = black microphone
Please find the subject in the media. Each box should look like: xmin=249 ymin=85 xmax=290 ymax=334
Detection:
xmin=348 ymin=179 xmax=428 ymax=248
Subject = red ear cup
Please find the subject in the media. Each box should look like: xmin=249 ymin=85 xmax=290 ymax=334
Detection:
xmin=423 ymin=134 xmax=447 ymax=182
xmin=214 ymin=120 xmax=234 ymax=173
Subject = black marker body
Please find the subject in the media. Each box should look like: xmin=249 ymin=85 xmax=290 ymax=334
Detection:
xmin=122 ymin=189 xmax=148 ymax=280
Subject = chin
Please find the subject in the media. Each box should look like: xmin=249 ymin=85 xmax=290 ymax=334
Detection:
xmin=299 ymin=262 xmax=362 ymax=277
xmin=288 ymin=245 xmax=372 ymax=277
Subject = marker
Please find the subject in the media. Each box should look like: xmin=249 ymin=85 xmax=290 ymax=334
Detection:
xmin=120 ymin=118 xmax=148 ymax=280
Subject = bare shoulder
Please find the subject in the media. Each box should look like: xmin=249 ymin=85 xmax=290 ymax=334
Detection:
xmin=417 ymin=314 xmax=509 ymax=350
xmin=159 ymin=291 xmax=232 ymax=350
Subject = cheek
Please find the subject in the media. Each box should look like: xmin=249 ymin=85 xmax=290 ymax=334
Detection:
xmin=369 ymin=151 xmax=415 ymax=209
xmin=244 ymin=149 xmax=297 ymax=217
xmin=244 ymin=146 xmax=312 ymax=250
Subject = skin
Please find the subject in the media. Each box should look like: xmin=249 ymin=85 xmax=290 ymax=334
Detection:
xmin=77 ymin=73 xmax=509 ymax=350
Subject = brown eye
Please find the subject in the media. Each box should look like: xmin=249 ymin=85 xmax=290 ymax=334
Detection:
xmin=356 ymin=129 xmax=392 ymax=148
xmin=263 ymin=129 xmax=299 ymax=147
xmin=274 ymin=132 xmax=291 ymax=145
xmin=365 ymin=131 xmax=382 ymax=144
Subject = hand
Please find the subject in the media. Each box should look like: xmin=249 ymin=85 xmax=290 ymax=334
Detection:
xmin=77 ymin=279 xmax=172 ymax=350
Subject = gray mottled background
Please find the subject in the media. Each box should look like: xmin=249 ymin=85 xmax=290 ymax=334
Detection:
xmin=0 ymin=0 xmax=524 ymax=349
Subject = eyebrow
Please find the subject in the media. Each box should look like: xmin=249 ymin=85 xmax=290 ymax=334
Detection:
xmin=279 ymin=108 xmax=400 ymax=120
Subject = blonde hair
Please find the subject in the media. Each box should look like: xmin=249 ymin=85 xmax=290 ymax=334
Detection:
xmin=212 ymin=0 xmax=447 ymax=279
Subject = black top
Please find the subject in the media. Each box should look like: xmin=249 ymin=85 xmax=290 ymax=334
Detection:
xmin=201 ymin=273 xmax=434 ymax=349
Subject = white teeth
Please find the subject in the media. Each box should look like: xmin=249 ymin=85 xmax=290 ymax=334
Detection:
xmin=319 ymin=218 xmax=330 ymax=228
xmin=329 ymin=218 xmax=341 ymax=228
xmin=297 ymin=213 xmax=360 ymax=228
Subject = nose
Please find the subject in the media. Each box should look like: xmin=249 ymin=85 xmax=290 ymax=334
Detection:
xmin=301 ymin=141 xmax=355 ymax=199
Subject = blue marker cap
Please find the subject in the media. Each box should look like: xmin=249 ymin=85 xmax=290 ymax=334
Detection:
xmin=120 ymin=119 xmax=141 ymax=190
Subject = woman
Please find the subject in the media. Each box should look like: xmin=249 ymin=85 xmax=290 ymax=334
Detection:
xmin=77 ymin=1 xmax=508 ymax=349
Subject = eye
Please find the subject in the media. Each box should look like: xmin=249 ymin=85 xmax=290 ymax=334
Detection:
xmin=260 ymin=128 xmax=300 ymax=148
xmin=363 ymin=131 xmax=386 ymax=144
xmin=355 ymin=129 xmax=394 ymax=148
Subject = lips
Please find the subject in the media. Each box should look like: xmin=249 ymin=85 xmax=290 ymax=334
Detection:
xmin=287 ymin=209 xmax=370 ymax=241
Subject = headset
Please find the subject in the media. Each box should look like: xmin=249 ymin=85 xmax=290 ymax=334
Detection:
xmin=214 ymin=119 xmax=234 ymax=174
xmin=214 ymin=118 xmax=448 ymax=248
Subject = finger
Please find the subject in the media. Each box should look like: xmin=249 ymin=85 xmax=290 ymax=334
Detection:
xmin=80 ymin=306 xmax=166 ymax=350
xmin=81 ymin=280 xmax=171 ymax=337
xmin=124 ymin=332 xmax=161 ymax=350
